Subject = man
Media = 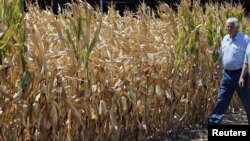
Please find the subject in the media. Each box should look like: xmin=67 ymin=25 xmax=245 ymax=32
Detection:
xmin=207 ymin=17 xmax=250 ymax=125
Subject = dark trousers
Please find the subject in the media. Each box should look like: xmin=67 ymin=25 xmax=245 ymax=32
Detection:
xmin=208 ymin=69 xmax=250 ymax=124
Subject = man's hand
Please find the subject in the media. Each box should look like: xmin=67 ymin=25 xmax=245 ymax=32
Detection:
xmin=238 ymin=77 xmax=245 ymax=87
xmin=213 ymin=71 xmax=219 ymax=80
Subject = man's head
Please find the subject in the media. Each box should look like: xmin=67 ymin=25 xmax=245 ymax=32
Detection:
xmin=226 ymin=17 xmax=239 ymax=38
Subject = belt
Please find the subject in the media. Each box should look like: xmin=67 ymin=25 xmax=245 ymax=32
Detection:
xmin=225 ymin=68 xmax=242 ymax=73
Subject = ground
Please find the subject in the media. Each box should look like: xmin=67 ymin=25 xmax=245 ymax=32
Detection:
xmin=150 ymin=109 xmax=248 ymax=141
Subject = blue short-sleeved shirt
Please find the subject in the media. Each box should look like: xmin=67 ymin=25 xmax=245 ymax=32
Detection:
xmin=219 ymin=32 xmax=250 ymax=70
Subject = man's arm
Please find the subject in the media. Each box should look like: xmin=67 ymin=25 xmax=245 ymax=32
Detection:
xmin=239 ymin=40 xmax=250 ymax=87
xmin=239 ymin=63 xmax=248 ymax=87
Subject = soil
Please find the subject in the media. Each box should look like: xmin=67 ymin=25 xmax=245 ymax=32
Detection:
xmin=149 ymin=109 xmax=248 ymax=141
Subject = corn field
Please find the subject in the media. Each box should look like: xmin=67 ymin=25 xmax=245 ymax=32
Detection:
xmin=0 ymin=0 xmax=249 ymax=140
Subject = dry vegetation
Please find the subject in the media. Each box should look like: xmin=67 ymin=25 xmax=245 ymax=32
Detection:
xmin=0 ymin=0 xmax=249 ymax=140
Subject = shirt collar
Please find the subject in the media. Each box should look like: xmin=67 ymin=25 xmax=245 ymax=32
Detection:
xmin=234 ymin=32 xmax=240 ymax=40
xmin=227 ymin=32 xmax=239 ymax=41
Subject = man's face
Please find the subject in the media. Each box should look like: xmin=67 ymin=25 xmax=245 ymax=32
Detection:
xmin=226 ymin=22 xmax=238 ymax=38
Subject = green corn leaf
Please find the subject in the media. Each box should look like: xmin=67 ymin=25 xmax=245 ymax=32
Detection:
xmin=85 ymin=20 xmax=102 ymax=68
xmin=76 ymin=16 xmax=83 ymax=42
xmin=21 ymin=44 xmax=27 ymax=71
xmin=20 ymin=71 xmax=31 ymax=90
xmin=8 ymin=0 xmax=21 ymax=25
xmin=212 ymin=50 xmax=219 ymax=63
xmin=66 ymin=29 xmax=78 ymax=61
xmin=0 ymin=25 xmax=15 ymax=53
